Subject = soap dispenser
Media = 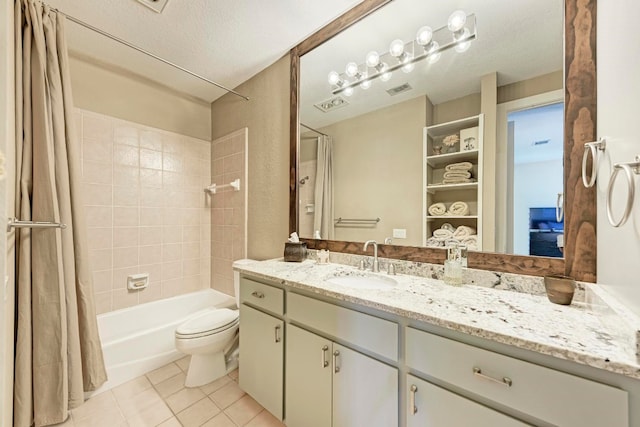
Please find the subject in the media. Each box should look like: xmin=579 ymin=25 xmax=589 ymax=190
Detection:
xmin=443 ymin=244 xmax=464 ymax=285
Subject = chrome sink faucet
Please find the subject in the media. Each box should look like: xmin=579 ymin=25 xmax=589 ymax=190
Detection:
xmin=363 ymin=240 xmax=379 ymax=272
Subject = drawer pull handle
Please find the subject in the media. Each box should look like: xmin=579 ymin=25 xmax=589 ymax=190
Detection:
xmin=251 ymin=291 xmax=265 ymax=299
xmin=333 ymin=350 xmax=340 ymax=373
xmin=275 ymin=325 xmax=281 ymax=343
xmin=321 ymin=345 xmax=329 ymax=368
xmin=473 ymin=367 xmax=512 ymax=387
xmin=409 ymin=384 xmax=418 ymax=415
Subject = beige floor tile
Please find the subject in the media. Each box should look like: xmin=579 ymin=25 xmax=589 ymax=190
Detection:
xmin=165 ymin=386 xmax=206 ymax=414
xmin=157 ymin=417 xmax=182 ymax=427
xmin=245 ymin=410 xmax=286 ymax=427
xmin=117 ymin=387 xmax=165 ymax=419
xmin=200 ymin=374 xmax=232 ymax=395
xmin=201 ymin=412 xmax=236 ymax=427
xmin=147 ymin=363 xmax=183 ymax=385
xmin=50 ymin=415 xmax=75 ymax=426
xmin=176 ymin=397 xmax=221 ymax=427
xmin=113 ymin=375 xmax=153 ymax=401
xmin=126 ymin=400 xmax=174 ymax=427
xmin=71 ymin=391 xmax=120 ymax=422
xmin=175 ymin=355 xmax=191 ymax=372
xmin=210 ymin=381 xmax=245 ymax=409
xmin=224 ymin=395 xmax=262 ymax=426
xmin=228 ymin=368 xmax=239 ymax=381
xmin=154 ymin=371 xmax=187 ymax=398
xmin=73 ymin=407 xmax=126 ymax=427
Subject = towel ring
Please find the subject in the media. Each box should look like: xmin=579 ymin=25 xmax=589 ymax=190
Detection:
xmin=606 ymin=156 xmax=640 ymax=227
xmin=582 ymin=138 xmax=607 ymax=188
xmin=556 ymin=192 xmax=564 ymax=222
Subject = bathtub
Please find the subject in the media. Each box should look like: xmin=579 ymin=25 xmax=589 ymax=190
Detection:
xmin=88 ymin=289 xmax=236 ymax=396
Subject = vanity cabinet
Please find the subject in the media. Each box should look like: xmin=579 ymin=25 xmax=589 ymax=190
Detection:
xmin=286 ymin=324 xmax=398 ymax=427
xmin=423 ymin=114 xmax=484 ymax=250
xmin=406 ymin=374 xmax=531 ymax=427
xmin=238 ymin=279 xmax=284 ymax=420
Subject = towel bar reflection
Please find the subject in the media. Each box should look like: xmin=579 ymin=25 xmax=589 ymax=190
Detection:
xmin=606 ymin=155 xmax=640 ymax=227
xmin=7 ymin=218 xmax=67 ymax=232
xmin=205 ymin=178 xmax=241 ymax=194
xmin=335 ymin=217 xmax=380 ymax=224
xmin=582 ymin=138 xmax=607 ymax=188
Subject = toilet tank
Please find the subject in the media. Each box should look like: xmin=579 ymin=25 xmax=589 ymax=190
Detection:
xmin=232 ymin=259 xmax=256 ymax=308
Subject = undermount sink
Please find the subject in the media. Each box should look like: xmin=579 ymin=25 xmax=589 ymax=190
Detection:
xmin=325 ymin=274 xmax=397 ymax=290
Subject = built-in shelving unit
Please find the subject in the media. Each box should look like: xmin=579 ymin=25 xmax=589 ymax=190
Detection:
xmin=422 ymin=114 xmax=484 ymax=249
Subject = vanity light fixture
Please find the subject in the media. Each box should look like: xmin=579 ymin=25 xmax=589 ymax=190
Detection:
xmin=327 ymin=10 xmax=477 ymax=96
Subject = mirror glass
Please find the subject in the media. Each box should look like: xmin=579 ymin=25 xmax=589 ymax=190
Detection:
xmin=298 ymin=0 xmax=564 ymax=257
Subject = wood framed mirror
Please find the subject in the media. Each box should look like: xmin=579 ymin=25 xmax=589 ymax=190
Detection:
xmin=289 ymin=0 xmax=596 ymax=282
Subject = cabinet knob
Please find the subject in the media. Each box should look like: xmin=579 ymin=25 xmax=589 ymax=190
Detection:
xmin=409 ymin=384 xmax=418 ymax=415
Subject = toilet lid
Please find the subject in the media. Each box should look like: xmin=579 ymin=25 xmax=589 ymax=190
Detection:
xmin=176 ymin=308 xmax=239 ymax=336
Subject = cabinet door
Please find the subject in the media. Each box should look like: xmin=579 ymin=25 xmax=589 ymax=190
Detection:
xmin=239 ymin=304 xmax=283 ymax=420
xmin=407 ymin=375 xmax=531 ymax=427
xmin=285 ymin=324 xmax=332 ymax=427
xmin=332 ymin=343 xmax=398 ymax=427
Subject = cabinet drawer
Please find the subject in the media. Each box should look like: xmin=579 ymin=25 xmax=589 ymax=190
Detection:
xmin=288 ymin=292 xmax=398 ymax=361
xmin=240 ymin=277 xmax=284 ymax=316
xmin=406 ymin=327 xmax=628 ymax=427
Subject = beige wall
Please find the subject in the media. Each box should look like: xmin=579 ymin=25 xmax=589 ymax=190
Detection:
xmin=498 ymin=70 xmax=563 ymax=104
xmin=0 ymin=0 xmax=14 ymax=423
xmin=321 ymin=97 xmax=426 ymax=246
xmin=433 ymin=93 xmax=481 ymax=125
xmin=69 ymin=54 xmax=212 ymax=141
xmin=78 ymin=109 xmax=213 ymax=314
xmin=211 ymin=56 xmax=290 ymax=260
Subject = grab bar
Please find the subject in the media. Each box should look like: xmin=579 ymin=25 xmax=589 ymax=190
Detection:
xmin=205 ymin=178 xmax=241 ymax=194
xmin=606 ymin=155 xmax=640 ymax=227
xmin=7 ymin=218 xmax=67 ymax=232
xmin=582 ymin=138 xmax=607 ymax=188
xmin=335 ymin=217 xmax=381 ymax=224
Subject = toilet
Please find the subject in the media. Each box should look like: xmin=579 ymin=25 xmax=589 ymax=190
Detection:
xmin=175 ymin=260 xmax=252 ymax=387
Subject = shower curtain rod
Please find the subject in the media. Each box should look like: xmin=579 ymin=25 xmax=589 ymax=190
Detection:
xmin=48 ymin=5 xmax=250 ymax=101
xmin=300 ymin=123 xmax=328 ymax=137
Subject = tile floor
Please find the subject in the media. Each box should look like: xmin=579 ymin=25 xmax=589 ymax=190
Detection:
xmin=54 ymin=357 xmax=285 ymax=427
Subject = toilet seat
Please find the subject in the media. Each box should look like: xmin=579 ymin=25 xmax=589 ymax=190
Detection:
xmin=176 ymin=308 xmax=239 ymax=339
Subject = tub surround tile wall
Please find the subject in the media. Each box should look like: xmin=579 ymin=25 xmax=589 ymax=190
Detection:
xmin=79 ymin=109 xmax=212 ymax=314
xmin=235 ymin=258 xmax=640 ymax=379
xmin=211 ymin=129 xmax=247 ymax=296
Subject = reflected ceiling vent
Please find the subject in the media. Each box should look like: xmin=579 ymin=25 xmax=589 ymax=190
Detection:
xmin=386 ymin=83 xmax=412 ymax=96
xmin=314 ymin=96 xmax=349 ymax=113
xmin=532 ymin=139 xmax=550 ymax=146
xmin=135 ymin=0 xmax=170 ymax=13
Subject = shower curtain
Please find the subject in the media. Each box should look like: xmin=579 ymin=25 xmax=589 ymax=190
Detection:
xmin=14 ymin=1 xmax=107 ymax=426
xmin=313 ymin=135 xmax=334 ymax=239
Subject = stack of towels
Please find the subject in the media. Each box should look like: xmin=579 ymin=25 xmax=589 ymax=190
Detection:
xmin=443 ymin=162 xmax=473 ymax=184
xmin=428 ymin=201 xmax=470 ymax=216
xmin=425 ymin=223 xmax=479 ymax=251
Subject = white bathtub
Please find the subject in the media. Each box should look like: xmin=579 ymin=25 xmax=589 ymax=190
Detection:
xmin=88 ymin=289 xmax=236 ymax=396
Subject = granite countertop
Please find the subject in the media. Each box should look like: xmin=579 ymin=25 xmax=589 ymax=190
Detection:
xmin=235 ymin=258 xmax=640 ymax=380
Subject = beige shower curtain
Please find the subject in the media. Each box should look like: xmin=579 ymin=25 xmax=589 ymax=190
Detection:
xmin=14 ymin=1 xmax=107 ymax=426
xmin=313 ymin=135 xmax=334 ymax=239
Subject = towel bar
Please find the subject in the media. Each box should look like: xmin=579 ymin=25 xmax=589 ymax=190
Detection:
xmin=582 ymin=138 xmax=607 ymax=188
xmin=7 ymin=218 xmax=67 ymax=232
xmin=606 ymin=155 xmax=640 ymax=227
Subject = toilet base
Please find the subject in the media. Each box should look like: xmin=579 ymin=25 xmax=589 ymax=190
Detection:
xmin=185 ymin=351 xmax=226 ymax=387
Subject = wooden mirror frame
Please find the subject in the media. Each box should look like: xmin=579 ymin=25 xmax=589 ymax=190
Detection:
xmin=289 ymin=0 xmax=597 ymax=282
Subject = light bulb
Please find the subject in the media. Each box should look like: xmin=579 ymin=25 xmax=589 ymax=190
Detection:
xmin=345 ymin=62 xmax=359 ymax=77
xmin=365 ymin=51 xmax=380 ymax=68
xmin=380 ymin=70 xmax=392 ymax=82
xmin=360 ymin=79 xmax=372 ymax=90
xmin=416 ymin=26 xmax=433 ymax=46
xmin=448 ymin=10 xmax=467 ymax=32
xmin=402 ymin=53 xmax=414 ymax=73
xmin=344 ymin=86 xmax=354 ymax=97
xmin=389 ymin=39 xmax=405 ymax=57
xmin=328 ymin=71 xmax=340 ymax=85
xmin=454 ymin=27 xmax=470 ymax=42
xmin=426 ymin=42 xmax=441 ymax=64
xmin=454 ymin=28 xmax=471 ymax=52
xmin=402 ymin=63 xmax=415 ymax=73
xmin=455 ymin=40 xmax=471 ymax=53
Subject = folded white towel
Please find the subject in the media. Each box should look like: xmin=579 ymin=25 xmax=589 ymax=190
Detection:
xmin=461 ymin=235 xmax=478 ymax=250
xmin=443 ymin=171 xmax=471 ymax=180
xmin=425 ymin=237 xmax=444 ymax=247
xmin=445 ymin=162 xmax=473 ymax=172
xmin=444 ymin=238 xmax=461 ymax=248
xmin=443 ymin=178 xmax=472 ymax=184
xmin=441 ymin=223 xmax=455 ymax=231
xmin=448 ymin=201 xmax=469 ymax=216
xmin=428 ymin=202 xmax=446 ymax=216
xmin=433 ymin=228 xmax=453 ymax=241
xmin=453 ymin=225 xmax=476 ymax=238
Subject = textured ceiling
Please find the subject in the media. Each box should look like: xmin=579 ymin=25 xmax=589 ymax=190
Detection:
xmin=300 ymin=0 xmax=563 ymax=129
xmin=45 ymin=0 xmax=364 ymax=102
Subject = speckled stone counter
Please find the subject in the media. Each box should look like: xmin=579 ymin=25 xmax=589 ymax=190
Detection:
xmin=235 ymin=258 xmax=640 ymax=380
